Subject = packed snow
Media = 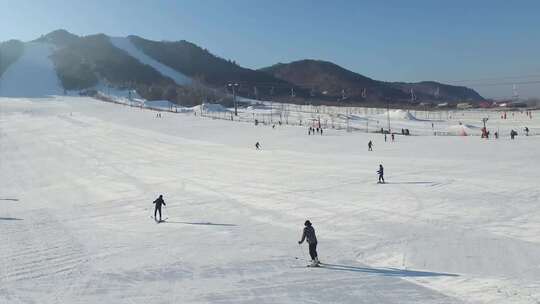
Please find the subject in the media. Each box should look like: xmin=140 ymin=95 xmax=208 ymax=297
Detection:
xmin=192 ymin=103 xmax=230 ymax=113
xmin=1 ymin=96 xmax=540 ymax=304
xmin=0 ymin=42 xmax=63 ymax=97
xmin=110 ymin=37 xmax=192 ymax=85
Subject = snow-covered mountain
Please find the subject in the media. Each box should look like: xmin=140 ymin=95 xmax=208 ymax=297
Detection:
xmin=1 ymin=29 xmax=484 ymax=105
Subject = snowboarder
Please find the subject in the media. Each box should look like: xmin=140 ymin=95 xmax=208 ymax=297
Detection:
xmin=298 ymin=220 xmax=319 ymax=266
xmin=377 ymin=164 xmax=385 ymax=183
xmin=368 ymin=140 xmax=373 ymax=151
xmin=153 ymin=195 xmax=166 ymax=222
xmin=255 ymin=142 xmax=261 ymax=150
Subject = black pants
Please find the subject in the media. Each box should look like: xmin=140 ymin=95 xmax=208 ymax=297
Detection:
xmin=154 ymin=207 xmax=162 ymax=219
xmin=308 ymin=242 xmax=318 ymax=260
xmin=379 ymin=175 xmax=384 ymax=183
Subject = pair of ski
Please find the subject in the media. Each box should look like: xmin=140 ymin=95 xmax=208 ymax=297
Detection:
xmin=295 ymin=257 xmax=322 ymax=268
xmin=307 ymin=262 xmax=322 ymax=268
xmin=150 ymin=216 xmax=168 ymax=223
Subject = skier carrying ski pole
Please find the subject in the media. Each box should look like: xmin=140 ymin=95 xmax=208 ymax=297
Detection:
xmin=298 ymin=220 xmax=320 ymax=266
xmin=377 ymin=164 xmax=385 ymax=184
xmin=153 ymin=195 xmax=166 ymax=222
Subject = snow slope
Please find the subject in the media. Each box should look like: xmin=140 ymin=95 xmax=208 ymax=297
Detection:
xmin=110 ymin=37 xmax=191 ymax=85
xmin=0 ymin=43 xmax=63 ymax=97
xmin=206 ymin=103 xmax=539 ymax=136
xmin=1 ymin=96 xmax=540 ymax=303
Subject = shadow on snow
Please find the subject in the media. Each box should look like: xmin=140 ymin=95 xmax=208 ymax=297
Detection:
xmin=320 ymin=263 xmax=458 ymax=277
xmin=0 ymin=217 xmax=23 ymax=221
xmin=164 ymin=221 xmax=237 ymax=227
xmin=0 ymin=198 xmax=19 ymax=202
xmin=384 ymin=181 xmax=437 ymax=185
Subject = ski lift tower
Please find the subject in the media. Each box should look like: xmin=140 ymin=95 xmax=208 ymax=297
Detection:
xmin=386 ymin=99 xmax=391 ymax=134
xmin=481 ymin=117 xmax=489 ymax=138
xmin=228 ymin=83 xmax=239 ymax=116
xmin=512 ymin=84 xmax=519 ymax=102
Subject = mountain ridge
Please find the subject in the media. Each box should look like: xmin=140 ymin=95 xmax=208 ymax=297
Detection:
xmin=0 ymin=30 xmax=484 ymax=105
xmin=260 ymin=59 xmax=484 ymax=104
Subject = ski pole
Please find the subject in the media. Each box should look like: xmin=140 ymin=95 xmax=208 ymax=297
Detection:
xmin=298 ymin=243 xmax=308 ymax=262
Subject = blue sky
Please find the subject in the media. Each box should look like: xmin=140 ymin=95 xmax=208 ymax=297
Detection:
xmin=1 ymin=0 xmax=539 ymax=98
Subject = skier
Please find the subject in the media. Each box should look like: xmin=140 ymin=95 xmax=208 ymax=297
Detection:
xmin=391 ymin=134 xmax=395 ymax=142
xmin=384 ymin=133 xmax=387 ymax=142
xmin=368 ymin=140 xmax=373 ymax=151
xmin=153 ymin=195 xmax=166 ymax=222
xmin=255 ymin=142 xmax=261 ymax=150
xmin=377 ymin=164 xmax=385 ymax=183
xmin=298 ymin=220 xmax=319 ymax=266
xmin=525 ymin=127 xmax=529 ymax=136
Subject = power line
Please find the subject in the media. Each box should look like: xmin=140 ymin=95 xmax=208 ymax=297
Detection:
xmin=442 ymin=74 xmax=540 ymax=84
xmin=466 ymin=80 xmax=540 ymax=87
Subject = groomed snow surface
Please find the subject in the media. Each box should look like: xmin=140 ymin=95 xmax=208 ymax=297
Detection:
xmin=110 ymin=37 xmax=192 ymax=85
xmin=1 ymin=97 xmax=540 ymax=304
xmin=0 ymin=43 xmax=63 ymax=97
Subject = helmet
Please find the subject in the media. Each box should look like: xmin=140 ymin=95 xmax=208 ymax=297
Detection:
xmin=304 ymin=220 xmax=312 ymax=226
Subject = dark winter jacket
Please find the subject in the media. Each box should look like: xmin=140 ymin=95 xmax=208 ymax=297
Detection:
xmin=300 ymin=225 xmax=318 ymax=244
xmin=153 ymin=197 xmax=166 ymax=208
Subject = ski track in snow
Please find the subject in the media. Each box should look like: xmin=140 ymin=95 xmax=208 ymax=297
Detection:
xmin=110 ymin=37 xmax=191 ymax=85
xmin=1 ymin=96 xmax=540 ymax=303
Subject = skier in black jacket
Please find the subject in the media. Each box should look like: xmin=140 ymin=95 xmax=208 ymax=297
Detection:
xmin=377 ymin=164 xmax=385 ymax=183
xmin=298 ymin=220 xmax=319 ymax=266
xmin=153 ymin=195 xmax=166 ymax=221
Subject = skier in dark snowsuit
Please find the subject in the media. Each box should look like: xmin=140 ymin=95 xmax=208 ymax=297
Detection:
xmin=377 ymin=164 xmax=385 ymax=183
xmin=298 ymin=220 xmax=319 ymax=266
xmin=255 ymin=142 xmax=261 ymax=150
xmin=368 ymin=140 xmax=373 ymax=151
xmin=153 ymin=195 xmax=166 ymax=221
